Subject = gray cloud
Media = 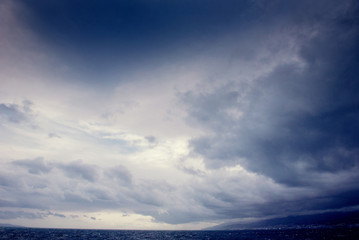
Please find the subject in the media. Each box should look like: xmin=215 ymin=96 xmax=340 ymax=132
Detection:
xmin=12 ymin=157 xmax=52 ymax=175
xmin=47 ymin=211 xmax=66 ymax=218
xmin=1 ymin=0 xmax=359 ymax=227
xmin=105 ymin=165 xmax=132 ymax=186
xmin=1 ymin=158 xmax=176 ymax=216
xmin=57 ymin=160 xmax=98 ymax=182
xmin=48 ymin=133 xmax=61 ymax=138
xmin=0 ymin=210 xmax=65 ymax=219
xmin=0 ymin=211 xmax=45 ymax=219
xmin=0 ymin=174 xmax=20 ymax=188
xmin=2 ymin=154 xmax=357 ymax=225
xmin=184 ymin=0 xmax=359 ymax=188
xmin=0 ymin=101 xmax=33 ymax=124
xmin=162 ymin=0 xmax=359 ymax=223
xmin=145 ymin=136 xmax=156 ymax=143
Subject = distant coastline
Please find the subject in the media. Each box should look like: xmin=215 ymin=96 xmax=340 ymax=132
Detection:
xmin=0 ymin=223 xmax=24 ymax=228
xmin=206 ymin=210 xmax=359 ymax=230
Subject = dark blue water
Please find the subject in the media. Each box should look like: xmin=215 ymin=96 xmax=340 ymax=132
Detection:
xmin=0 ymin=228 xmax=358 ymax=240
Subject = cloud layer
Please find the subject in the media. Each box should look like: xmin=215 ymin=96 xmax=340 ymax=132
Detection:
xmin=0 ymin=0 xmax=358 ymax=229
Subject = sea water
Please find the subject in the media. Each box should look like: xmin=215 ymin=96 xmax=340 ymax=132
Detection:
xmin=0 ymin=228 xmax=358 ymax=240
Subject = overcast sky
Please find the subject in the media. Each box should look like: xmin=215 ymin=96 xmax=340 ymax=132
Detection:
xmin=1 ymin=0 xmax=359 ymax=230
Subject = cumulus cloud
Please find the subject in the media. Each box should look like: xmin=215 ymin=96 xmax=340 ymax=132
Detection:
xmin=0 ymin=157 xmax=288 ymax=224
xmin=184 ymin=0 xmax=359 ymax=188
xmin=0 ymin=158 xmax=172 ymax=214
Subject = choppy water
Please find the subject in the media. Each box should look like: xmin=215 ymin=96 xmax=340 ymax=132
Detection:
xmin=0 ymin=228 xmax=358 ymax=240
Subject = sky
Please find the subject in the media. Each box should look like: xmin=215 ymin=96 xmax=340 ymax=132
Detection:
xmin=0 ymin=0 xmax=359 ymax=230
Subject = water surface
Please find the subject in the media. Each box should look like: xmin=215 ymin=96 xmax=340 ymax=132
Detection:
xmin=0 ymin=228 xmax=358 ymax=240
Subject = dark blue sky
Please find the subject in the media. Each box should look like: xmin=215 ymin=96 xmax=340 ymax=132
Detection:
xmin=18 ymin=0 xmax=259 ymax=84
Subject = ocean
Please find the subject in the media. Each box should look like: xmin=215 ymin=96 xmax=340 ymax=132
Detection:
xmin=0 ymin=228 xmax=358 ymax=240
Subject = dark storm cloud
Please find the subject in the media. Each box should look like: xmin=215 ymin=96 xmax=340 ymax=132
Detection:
xmin=202 ymin=189 xmax=359 ymax=221
xmin=14 ymin=0 xmax=257 ymax=84
xmin=184 ymin=2 xmax=359 ymax=188
xmin=3 ymin=0 xmax=359 ymax=226
xmin=13 ymin=0 xmax=352 ymax=87
xmin=18 ymin=0 xmax=252 ymax=47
